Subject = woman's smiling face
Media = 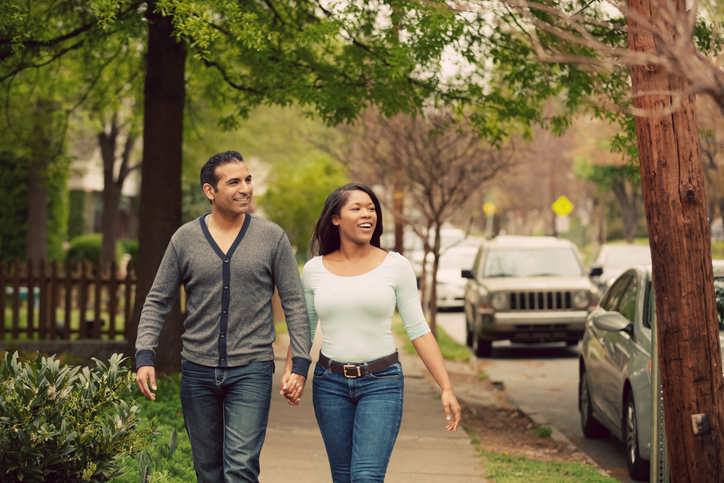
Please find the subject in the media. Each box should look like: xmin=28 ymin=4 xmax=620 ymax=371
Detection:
xmin=332 ymin=189 xmax=377 ymax=245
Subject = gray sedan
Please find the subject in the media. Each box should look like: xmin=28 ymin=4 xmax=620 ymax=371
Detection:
xmin=578 ymin=262 xmax=724 ymax=481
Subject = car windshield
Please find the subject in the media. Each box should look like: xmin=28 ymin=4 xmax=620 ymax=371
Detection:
xmin=440 ymin=251 xmax=476 ymax=270
xmin=599 ymin=248 xmax=651 ymax=267
xmin=483 ymin=248 xmax=583 ymax=277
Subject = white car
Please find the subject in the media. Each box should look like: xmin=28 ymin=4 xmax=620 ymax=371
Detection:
xmin=429 ymin=245 xmax=479 ymax=310
xmin=580 ymin=260 xmax=724 ymax=480
xmin=589 ymin=244 xmax=652 ymax=294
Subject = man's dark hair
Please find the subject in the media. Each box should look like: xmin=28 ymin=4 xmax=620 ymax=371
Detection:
xmin=309 ymin=183 xmax=384 ymax=257
xmin=200 ymin=151 xmax=244 ymax=193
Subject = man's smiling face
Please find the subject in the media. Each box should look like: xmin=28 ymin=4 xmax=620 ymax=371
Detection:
xmin=205 ymin=161 xmax=253 ymax=218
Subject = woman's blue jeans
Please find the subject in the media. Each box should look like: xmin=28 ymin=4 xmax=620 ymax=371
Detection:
xmin=180 ymin=358 xmax=274 ymax=483
xmin=312 ymin=356 xmax=404 ymax=483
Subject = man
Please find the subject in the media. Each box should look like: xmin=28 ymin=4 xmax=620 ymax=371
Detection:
xmin=135 ymin=151 xmax=311 ymax=482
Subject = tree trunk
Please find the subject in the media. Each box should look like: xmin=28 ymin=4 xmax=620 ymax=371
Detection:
xmin=128 ymin=2 xmax=187 ymax=374
xmin=428 ymin=224 xmax=442 ymax=338
xmin=628 ymin=0 xmax=724 ymax=479
xmin=611 ymin=182 xmax=641 ymax=243
xmin=26 ymin=157 xmax=48 ymax=263
xmin=26 ymin=100 xmax=53 ymax=263
xmin=99 ymin=125 xmax=121 ymax=271
xmin=393 ymin=182 xmax=404 ymax=254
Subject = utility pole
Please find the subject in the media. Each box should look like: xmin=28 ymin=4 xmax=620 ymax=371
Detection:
xmin=628 ymin=0 xmax=724 ymax=479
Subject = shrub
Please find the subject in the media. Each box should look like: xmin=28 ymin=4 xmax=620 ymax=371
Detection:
xmin=120 ymin=239 xmax=138 ymax=270
xmin=0 ymin=352 xmax=156 ymax=482
xmin=66 ymin=234 xmax=138 ymax=271
xmin=66 ymin=233 xmax=104 ymax=268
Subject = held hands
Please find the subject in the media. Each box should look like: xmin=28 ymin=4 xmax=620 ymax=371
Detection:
xmin=442 ymin=389 xmax=462 ymax=431
xmin=136 ymin=366 xmax=157 ymax=401
xmin=280 ymin=372 xmax=306 ymax=405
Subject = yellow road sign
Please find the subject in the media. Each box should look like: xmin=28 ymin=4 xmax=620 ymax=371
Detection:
xmin=483 ymin=202 xmax=496 ymax=216
xmin=552 ymin=196 xmax=574 ymax=217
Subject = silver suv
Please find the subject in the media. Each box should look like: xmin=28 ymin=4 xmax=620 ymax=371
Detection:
xmin=462 ymin=236 xmax=599 ymax=357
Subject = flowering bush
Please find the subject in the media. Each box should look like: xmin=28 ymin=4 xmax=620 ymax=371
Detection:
xmin=0 ymin=352 xmax=155 ymax=482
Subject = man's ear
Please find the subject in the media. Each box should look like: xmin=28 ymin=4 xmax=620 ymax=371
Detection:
xmin=202 ymin=183 xmax=215 ymax=202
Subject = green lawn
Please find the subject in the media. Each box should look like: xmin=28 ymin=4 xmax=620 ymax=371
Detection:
xmin=392 ymin=313 xmax=470 ymax=362
xmin=3 ymin=305 xmax=127 ymax=340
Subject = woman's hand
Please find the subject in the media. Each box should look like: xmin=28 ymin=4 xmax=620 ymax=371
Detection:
xmin=280 ymin=372 xmax=306 ymax=405
xmin=442 ymin=389 xmax=462 ymax=431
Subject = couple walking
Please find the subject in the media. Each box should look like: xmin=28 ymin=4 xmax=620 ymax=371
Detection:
xmin=135 ymin=151 xmax=462 ymax=483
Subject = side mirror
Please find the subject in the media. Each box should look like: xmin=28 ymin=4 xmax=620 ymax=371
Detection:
xmin=593 ymin=312 xmax=632 ymax=332
xmin=461 ymin=269 xmax=474 ymax=280
xmin=589 ymin=266 xmax=603 ymax=277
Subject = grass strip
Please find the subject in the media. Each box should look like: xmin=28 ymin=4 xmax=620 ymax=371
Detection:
xmin=392 ymin=314 xmax=470 ymax=361
xmin=464 ymin=426 xmax=617 ymax=482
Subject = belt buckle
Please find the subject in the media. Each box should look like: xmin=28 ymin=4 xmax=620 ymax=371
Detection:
xmin=343 ymin=364 xmax=361 ymax=378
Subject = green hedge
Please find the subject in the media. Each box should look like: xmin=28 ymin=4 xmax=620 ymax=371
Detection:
xmin=0 ymin=151 xmax=68 ymax=262
xmin=0 ymin=152 xmax=29 ymax=262
xmin=66 ymin=234 xmax=137 ymax=269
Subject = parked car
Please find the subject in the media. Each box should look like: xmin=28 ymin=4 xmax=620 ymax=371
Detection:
xmin=589 ymin=244 xmax=652 ymax=294
xmin=578 ymin=261 xmax=724 ymax=481
xmin=462 ymin=236 xmax=599 ymax=357
xmin=408 ymin=226 xmax=468 ymax=284
xmin=427 ymin=245 xmax=479 ymax=310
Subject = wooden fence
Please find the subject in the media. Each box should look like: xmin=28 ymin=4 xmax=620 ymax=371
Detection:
xmin=1 ymin=260 xmax=136 ymax=341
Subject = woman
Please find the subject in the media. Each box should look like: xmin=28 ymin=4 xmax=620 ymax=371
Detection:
xmin=286 ymin=183 xmax=461 ymax=483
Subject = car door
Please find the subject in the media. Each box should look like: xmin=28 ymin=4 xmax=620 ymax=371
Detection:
xmin=587 ymin=273 xmax=631 ymax=419
xmin=599 ymin=272 xmax=640 ymax=426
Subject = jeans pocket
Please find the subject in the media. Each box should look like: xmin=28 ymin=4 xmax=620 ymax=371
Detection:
xmin=369 ymin=362 xmax=402 ymax=380
xmin=313 ymin=363 xmax=331 ymax=380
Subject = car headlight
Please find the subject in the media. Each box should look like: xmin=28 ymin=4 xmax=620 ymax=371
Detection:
xmin=491 ymin=292 xmax=509 ymax=311
xmin=572 ymin=290 xmax=590 ymax=309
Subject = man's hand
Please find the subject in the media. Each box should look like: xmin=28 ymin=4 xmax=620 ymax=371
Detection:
xmin=280 ymin=372 xmax=306 ymax=405
xmin=136 ymin=365 xmax=157 ymax=400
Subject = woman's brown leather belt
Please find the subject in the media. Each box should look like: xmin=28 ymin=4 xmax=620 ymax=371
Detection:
xmin=318 ymin=351 xmax=399 ymax=379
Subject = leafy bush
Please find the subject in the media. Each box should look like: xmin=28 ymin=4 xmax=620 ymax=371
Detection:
xmin=0 ymin=352 xmax=156 ymax=482
xmin=120 ymin=239 xmax=138 ymax=270
xmin=66 ymin=234 xmax=138 ymax=271
xmin=66 ymin=233 xmax=104 ymax=268
xmin=0 ymin=151 xmax=29 ymax=262
xmin=68 ymin=190 xmax=89 ymax=240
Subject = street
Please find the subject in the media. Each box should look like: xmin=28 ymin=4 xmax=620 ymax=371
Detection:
xmin=436 ymin=310 xmax=640 ymax=483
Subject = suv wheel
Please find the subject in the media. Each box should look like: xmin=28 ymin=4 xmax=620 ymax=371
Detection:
xmin=579 ymin=368 xmax=610 ymax=438
xmin=473 ymin=337 xmax=492 ymax=358
xmin=465 ymin=310 xmax=474 ymax=347
xmin=624 ymin=391 xmax=650 ymax=481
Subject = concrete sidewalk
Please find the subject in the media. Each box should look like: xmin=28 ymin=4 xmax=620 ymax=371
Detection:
xmin=259 ymin=331 xmax=487 ymax=482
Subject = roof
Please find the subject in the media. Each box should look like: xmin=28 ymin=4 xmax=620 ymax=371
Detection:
xmin=484 ymin=235 xmax=577 ymax=249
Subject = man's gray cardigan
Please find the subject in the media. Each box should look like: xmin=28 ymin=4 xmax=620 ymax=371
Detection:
xmin=135 ymin=214 xmax=312 ymax=375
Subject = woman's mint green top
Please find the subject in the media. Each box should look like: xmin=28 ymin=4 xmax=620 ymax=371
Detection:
xmin=301 ymin=251 xmax=431 ymax=363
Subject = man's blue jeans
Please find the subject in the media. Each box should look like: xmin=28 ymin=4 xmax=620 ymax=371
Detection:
xmin=312 ymin=356 xmax=404 ymax=483
xmin=180 ymin=358 xmax=274 ymax=483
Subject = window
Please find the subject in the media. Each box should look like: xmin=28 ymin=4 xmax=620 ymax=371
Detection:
xmin=601 ymin=274 xmax=631 ymax=312
xmin=482 ymin=248 xmax=583 ymax=278
xmin=644 ymin=282 xmax=654 ymax=330
xmin=618 ymin=275 xmax=639 ymax=323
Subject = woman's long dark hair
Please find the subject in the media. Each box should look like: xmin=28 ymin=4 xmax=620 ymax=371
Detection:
xmin=309 ymin=183 xmax=384 ymax=256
